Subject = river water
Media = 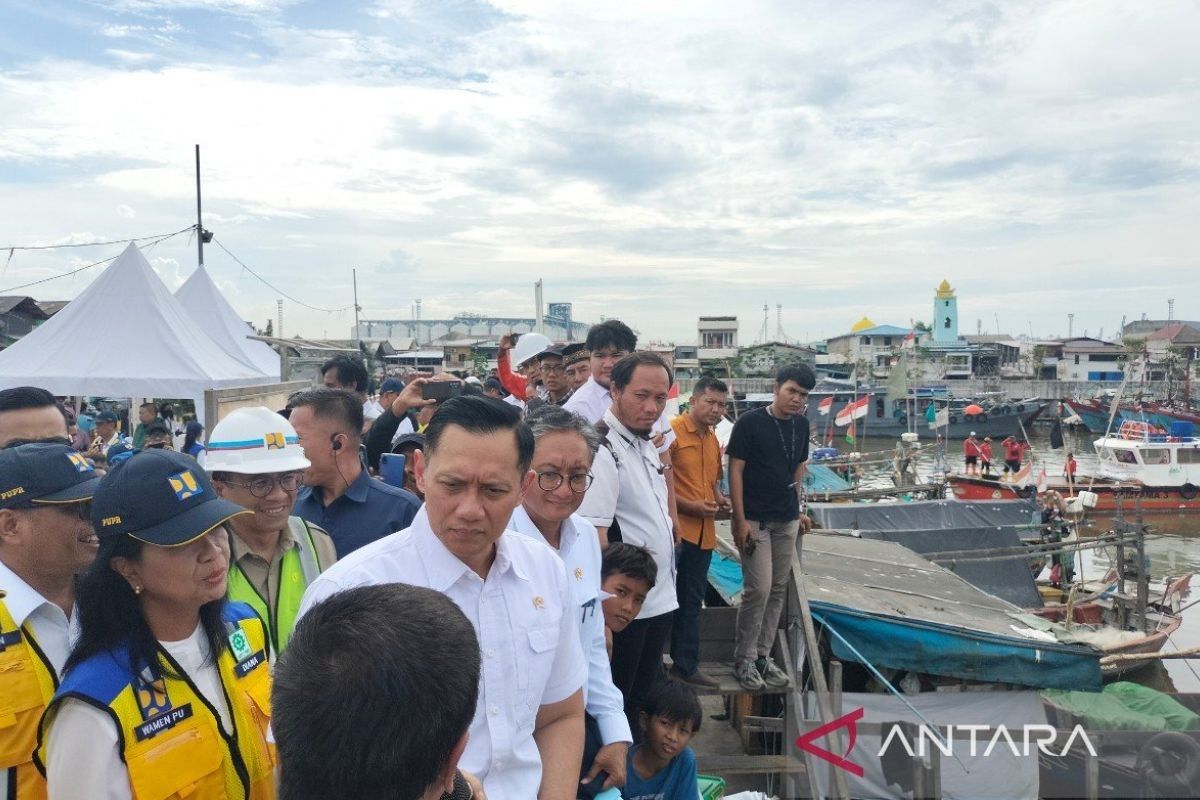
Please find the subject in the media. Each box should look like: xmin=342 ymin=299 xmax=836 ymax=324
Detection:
xmin=842 ymin=424 xmax=1200 ymax=693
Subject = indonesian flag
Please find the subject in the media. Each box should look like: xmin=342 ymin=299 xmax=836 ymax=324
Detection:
xmin=835 ymin=397 xmax=869 ymax=427
xmin=903 ymin=328 xmax=917 ymax=349
xmin=817 ymin=397 xmax=834 ymax=416
xmin=1036 ymin=468 xmax=1048 ymax=493
xmin=929 ymin=408 xmax=949 ymax=430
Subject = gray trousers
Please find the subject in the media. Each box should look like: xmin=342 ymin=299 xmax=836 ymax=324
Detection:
xmin=735 ymin=518 xmax=800 ymax=661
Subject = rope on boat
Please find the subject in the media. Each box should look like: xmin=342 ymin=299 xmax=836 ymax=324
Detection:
xmin=809 ymin=611 xmax=969 ymax=773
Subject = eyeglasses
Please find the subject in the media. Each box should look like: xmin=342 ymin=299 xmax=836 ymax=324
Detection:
xmin=42 ymin=500 xmax=92 ymax=522
xmin=539 ymin=363 xmax=565 ymax=374
xmin=219 ymin=472 xmax=303 ymax=498
xmin=536 ymin=471 xmax=594 ymax=493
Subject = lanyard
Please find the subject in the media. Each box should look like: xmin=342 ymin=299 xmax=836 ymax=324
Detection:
xmin=768 ymin=409 xmax=797 ymax=473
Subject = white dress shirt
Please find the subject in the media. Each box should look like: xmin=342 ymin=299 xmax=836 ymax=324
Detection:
xmin=508 ymin=506 xmax=632 ymax=747
xmin=44 ymin=626 xmax=229 ymax=800
xmin=577 ymin=411 xmax=679 ymax=620
xmin=298 ymin=507 xmax=587 ymax=800
xmin=563 ymin=377 xmax=675 ymax=452
xmin=0 ymin=559 xmax=78 ymax=800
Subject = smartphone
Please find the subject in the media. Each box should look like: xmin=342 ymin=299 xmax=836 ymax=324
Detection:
xmin=379 ymin=453 xmax=406 ymax=488
xmin=439 ymin=771 xmax=473 ymax=800
xmin=422 ymin=382 xmax=463 ymax=402
xmin=578 ymin=773 xmax=609 ymax=799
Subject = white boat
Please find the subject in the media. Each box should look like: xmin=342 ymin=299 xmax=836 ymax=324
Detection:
xmin=1094 ymin=420 xmax=1200 ymax=499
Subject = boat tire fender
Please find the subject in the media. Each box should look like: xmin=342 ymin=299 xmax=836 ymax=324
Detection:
xmin=978 ymin=412 xmax=988 ymax=422
xmin=949 ymin=414 xmax=959 ymax=424
xmin=1180 ymin=483 xmax=1198 ymax=501
xmin=1137 ymin=731 xmax=1200 ymax=795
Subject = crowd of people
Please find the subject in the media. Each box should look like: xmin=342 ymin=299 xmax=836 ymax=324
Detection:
xmin=0 ymin=318 xmax=818 ymax=800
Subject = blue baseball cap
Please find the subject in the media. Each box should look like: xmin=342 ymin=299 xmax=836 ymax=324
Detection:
xmin=92 ymin=449 xmax=249 ymax=546
xmin=380 ymin=377 xmax=404 ymax=393
xmin=95 ymin=411 xmax=118 ymax=423
xmin=0 ymin=443 xmax=102 ymax=510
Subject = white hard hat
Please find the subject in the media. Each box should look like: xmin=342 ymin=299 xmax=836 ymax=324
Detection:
xmin=205 ymin=407 xmax=311 ymax=475
xmin=512 ymin=332 xmax=551 ymax=367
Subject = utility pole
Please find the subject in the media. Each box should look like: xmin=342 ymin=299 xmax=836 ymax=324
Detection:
xmin=194 ymin=144 xmax=212 ymax=268
xmin=1169 ymin=298 xmax=1176 ymax=321
xmin=534 ymin=280 xmax=545 ymax=335
xmin=352 ymin=268 xmax=361 ymax=341
xmin=276 ymin=299 xmax=283 ymax=339
xmin=1068 ymin=313 xmax=1075 ymax=338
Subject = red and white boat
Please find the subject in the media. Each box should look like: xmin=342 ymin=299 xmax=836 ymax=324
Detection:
xmin=948 ymin=420 xmax=1200 ymax=511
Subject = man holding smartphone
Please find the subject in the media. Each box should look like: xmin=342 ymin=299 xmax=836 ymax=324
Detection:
xmin=726 ymin=364 xmax=815 ymax=692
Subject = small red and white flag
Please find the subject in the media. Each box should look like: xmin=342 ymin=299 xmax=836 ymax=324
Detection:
xmin=817 ymin=397 xmax=834 ymax=416
xmin=835 ymin=397 xmax=869 ymax=427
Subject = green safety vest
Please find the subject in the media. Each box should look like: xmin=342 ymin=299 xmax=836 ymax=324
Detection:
xmin=227 ymin=518 xmax=324 ymax=655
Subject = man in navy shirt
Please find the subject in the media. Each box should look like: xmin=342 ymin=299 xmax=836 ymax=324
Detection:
xmin=726 ymin=364 xmax=815 ymax=691
xmin=290 ymin=387 xmax=420 ymax=557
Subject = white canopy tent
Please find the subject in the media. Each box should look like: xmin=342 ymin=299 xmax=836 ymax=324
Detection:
xmin=175 ymin=265 xmax=280 ymax=378
xmin=0 ymin=243 xmax=273 ymax=420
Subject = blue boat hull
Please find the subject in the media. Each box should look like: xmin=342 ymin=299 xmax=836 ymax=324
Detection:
xmin=810 ymin=603 xmax=1103 ymax=692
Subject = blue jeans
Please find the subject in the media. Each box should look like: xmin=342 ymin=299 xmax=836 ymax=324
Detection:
xmin=670 ymin=540 xmax=713 ymax=676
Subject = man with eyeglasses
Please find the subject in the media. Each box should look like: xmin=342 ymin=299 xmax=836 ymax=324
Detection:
xmin=0 ymin=442 xmax=101 ymax=796
xmin=207 ymin=407 xmax=337 ymax=654
xmin=508 ymin=405 xmax=632 ymax=793
xmin=535 ymin=345 xmax=573 ymax=406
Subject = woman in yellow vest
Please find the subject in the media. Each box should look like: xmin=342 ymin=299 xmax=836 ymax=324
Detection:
xmin=36 ymin=449 xmax=275 ymax=800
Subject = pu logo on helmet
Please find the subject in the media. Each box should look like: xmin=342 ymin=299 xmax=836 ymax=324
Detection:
xmin=101 ymin=515 xmax=123 ymax=527
xmin=168 ymin=470 xmax=203 ymax=501
xmin=264 ymin=432 xmax=286 ymax=450
xmin=66 ymin=452 xmax=93 ymax=473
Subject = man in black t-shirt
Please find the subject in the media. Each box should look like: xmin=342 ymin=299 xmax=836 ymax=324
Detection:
xmin=726 ymin=364 xmax=815 ymax=691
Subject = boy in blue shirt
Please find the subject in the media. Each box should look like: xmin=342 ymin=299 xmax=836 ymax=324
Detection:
xmin=623 ymin=678 xmax=702 ymax=800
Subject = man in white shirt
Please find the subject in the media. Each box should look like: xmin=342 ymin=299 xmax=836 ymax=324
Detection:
xmin=0 ymin=442 xmax=101 ymax=798
xmin=299 ymin=396 xmax=586 ymax=799
xmin=577 ymin=352 xmax=678 ymax=739
xmin=510 ymin=405 xmax=631 ymax=792
xmin=564 ymin=320 xmax=681 ymax=538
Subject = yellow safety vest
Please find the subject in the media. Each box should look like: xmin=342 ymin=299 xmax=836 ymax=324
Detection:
xmin=35 ymin=603 xmax=274 ymax=800
xmin=0 ymin=595 xmax=57 ymax=800
xmin=227 ymin=517 xmax=324 ymax=654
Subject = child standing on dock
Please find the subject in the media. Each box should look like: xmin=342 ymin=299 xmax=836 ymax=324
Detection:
xmin=623 ymin=679 xmax=702 ymax=800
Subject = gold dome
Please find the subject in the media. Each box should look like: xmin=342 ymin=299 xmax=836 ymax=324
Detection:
xmin=936 ymin=279 xmax=955 ymax=298
xmin=850 ymin=316 xmax=876 ymax=333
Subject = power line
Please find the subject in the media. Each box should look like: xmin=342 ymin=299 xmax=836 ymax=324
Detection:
xmin=1 ymin=226 xmax=196 ymax=252
xmin=212 ymin=237 xmax=354 ymax=314
xmin=0 ymin=228 xmax=191 ymax=295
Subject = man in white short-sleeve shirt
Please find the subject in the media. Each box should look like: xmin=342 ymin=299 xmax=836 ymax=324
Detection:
xmin=577 ymin=352 xmax=678 ymax=739
xmin=299 ymin=396 xmax=586 ymax=799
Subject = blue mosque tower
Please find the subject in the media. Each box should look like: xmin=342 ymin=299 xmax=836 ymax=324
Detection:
xmin=933 ymin=279 xmax=959 ymax=344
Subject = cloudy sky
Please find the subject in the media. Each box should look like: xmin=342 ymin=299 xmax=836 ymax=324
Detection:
xmin=2 ymin=0 xmax=1197 ymax=344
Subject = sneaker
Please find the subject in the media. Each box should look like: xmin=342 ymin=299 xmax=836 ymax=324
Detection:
xmin=734 ymin=659 xmax=766 ymax=691
xmin=670 ymin=665 xmax=720 ymax=689
xmin=756 ymin=657 xmax=789 ymax=688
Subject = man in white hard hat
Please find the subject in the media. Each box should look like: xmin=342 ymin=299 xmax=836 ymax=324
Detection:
xmin=206 ymin=406 xmax=337 ymax=654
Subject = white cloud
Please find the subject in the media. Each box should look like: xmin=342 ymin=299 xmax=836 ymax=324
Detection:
xmin=1 ymin=0 xmax=1198 ymax=342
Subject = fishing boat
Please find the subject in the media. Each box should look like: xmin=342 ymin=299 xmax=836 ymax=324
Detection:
xmin=798 ymin=534 xmax=1104 ymax=691
xmin=948 ymin=420 xmax=1200 ymax=511
xmin=1062 ymin=394 xmax=1200 ymax=434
